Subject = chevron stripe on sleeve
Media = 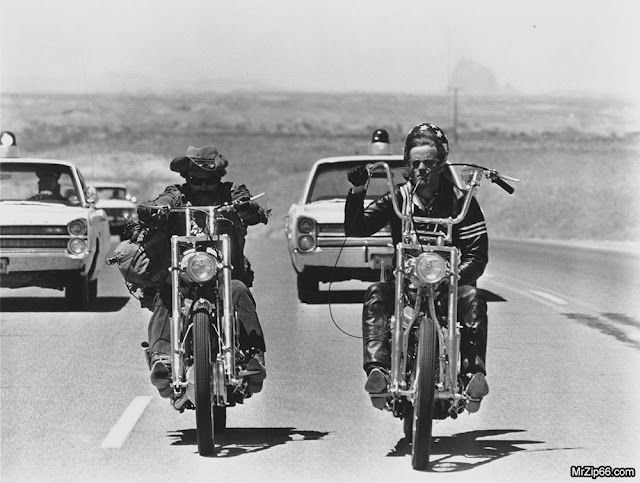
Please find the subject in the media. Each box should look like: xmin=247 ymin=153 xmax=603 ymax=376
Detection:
xmin=458 ymin=220 xmax=487 ymax=240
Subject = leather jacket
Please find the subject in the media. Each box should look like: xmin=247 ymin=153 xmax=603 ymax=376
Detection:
xmin=344 ymin=176 xmax=488 ymax=286
xmin=136 ymin=181 xmax=268 ymax=286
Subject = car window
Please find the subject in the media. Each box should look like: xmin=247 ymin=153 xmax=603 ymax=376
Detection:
xmin=0 ymin=162 xmax=81 ymax=206
xmin=96 ymin=187 xmax=127 ymax=200
xmin=307 ymin=161 xmax=406 ymax=202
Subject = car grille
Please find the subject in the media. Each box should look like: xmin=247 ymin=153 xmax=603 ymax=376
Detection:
xmin=0 ymin=225 xmax=73 ymax=250
xmin=104 ymin=208 xmax=124 ymax=216
xmin=316 ymin=223 xmax=391 ymax=237
xmin=0 ymin=225 xmax=68 ymax=235
xmin=0 ymin=239 xmax=69 ymax=249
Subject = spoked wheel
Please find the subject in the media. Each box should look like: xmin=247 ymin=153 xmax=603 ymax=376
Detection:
xmin=193 ymin=311 xmax=215 ymax=455
xmin=411 ymin=317 xmax=438 ymax=470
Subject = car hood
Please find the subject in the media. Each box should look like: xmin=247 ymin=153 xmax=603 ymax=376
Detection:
xmin=295 ymin=200 xmax=347 ymax=224
xmin=95 ymin=199 xmax=136 ymax=209
xmin=0 ymin=202 xmax=92 ymax=225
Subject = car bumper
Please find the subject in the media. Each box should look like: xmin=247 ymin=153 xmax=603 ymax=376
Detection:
xmin=289 ymin=242 xmax=394 ymax=280
xmin=0 ymin=251 xmax=92 ymax=285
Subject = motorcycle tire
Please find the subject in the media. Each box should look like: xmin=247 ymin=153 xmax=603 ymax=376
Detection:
xmin=193 ymin=311 xmax=215 ymax=456
xmin=411 ymin=317 xmax=438 ymax=470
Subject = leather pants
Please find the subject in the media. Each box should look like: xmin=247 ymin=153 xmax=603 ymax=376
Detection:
xmin=149 ymin=279 xmax=266 ymax=356
xmin=362 ymin=282 xmax=487 ymax=375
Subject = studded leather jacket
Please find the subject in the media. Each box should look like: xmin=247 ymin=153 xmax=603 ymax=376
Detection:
xmin=344 ymin=176 xmax=488 ymax=286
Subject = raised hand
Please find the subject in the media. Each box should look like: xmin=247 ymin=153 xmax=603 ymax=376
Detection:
xmin=347 ymin=165 xmax=369 ymax=187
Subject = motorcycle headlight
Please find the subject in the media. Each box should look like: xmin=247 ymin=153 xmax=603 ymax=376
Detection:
xmin=184 ymin=251 xmax=217 ymax=283
xmin=413 ymin=252 xmax=447 ymax=284
xmin=67 ymin=238 xmax=86 ymax=254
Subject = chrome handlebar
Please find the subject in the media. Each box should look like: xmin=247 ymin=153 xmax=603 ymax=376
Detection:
xmin=367 ymin=161 xmax=516 ymax=228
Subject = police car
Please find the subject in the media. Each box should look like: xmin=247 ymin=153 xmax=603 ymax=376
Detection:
xmin=0 ymin=131 xmax=111 ymax=309
xmin=285 ymin=130 xmax=406 ymax=303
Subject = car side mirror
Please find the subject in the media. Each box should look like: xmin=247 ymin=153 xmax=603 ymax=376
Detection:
xmin=85 ymin=185 xmax=97 ymax=204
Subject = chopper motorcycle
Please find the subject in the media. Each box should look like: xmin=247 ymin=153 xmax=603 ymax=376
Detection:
xmin=365 ymin=161 xmax=516 ymax=469
xmin=141 ymin=196 xmax=266 ymax=456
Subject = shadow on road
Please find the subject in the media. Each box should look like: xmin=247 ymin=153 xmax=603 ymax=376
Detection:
xmin=306 ymin=290 xmax=365 ymax=305
xmin=388 ymin=429 xmax=546 ymax=472
xmin=168 ymin=427 xmax=330 ymax=457
xmin=0 ymin=296 xmax=130 ymax=312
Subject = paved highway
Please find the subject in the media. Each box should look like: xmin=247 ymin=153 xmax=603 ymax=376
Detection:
xmin=1 ymin=237 xmax=639 ymax=482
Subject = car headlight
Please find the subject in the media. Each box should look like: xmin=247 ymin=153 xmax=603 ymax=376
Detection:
xmin=68 ymin=219 xmax=87 ymax=236
xmin=297 ymin=217 xmax=315 ymax=234
xmin=298 ymin=235 xmax=315 ymax=251
xmin=413 ymin=252 xmax=448 ymax=284
xmin=67 ymin=238 xmax=87 ymax=254
xmin=183 ymin=251 xmax=218 ymax=283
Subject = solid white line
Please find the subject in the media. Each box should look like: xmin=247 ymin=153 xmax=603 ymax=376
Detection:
xmin=101 ymin=396 xmax=152 ymax=449
xmin=528 ymin=290 xmax=568 ymax=306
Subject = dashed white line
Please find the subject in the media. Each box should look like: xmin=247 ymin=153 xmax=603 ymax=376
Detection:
xmin=101 ymin=396 xmax=152 ymax=449
xmin=528 ymin=290 xmax=568 ymax=306
xmin=484 ymin=278 xmax=563 ymax=311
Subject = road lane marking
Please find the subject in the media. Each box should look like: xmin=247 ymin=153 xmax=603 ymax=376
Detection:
xmin=528 ymin=290 xmax=568 ymax=306
xmin=101 ymin=396 xmax=152 ymax=449
xmin=484 ymin=278 xmax=561 ymax=311
xmin=487 ymin=273 xmax=604 ymax=314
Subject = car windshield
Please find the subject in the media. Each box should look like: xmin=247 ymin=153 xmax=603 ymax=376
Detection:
xmin=307 ymin=161 xmax=406 ymax=202
xmin=0 ymin=162 xmax=81 ymax=206
xmin=96 ymin=187 xmax=127 ymax=200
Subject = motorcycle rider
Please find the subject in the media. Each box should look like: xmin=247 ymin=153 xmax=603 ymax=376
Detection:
xmin=344 ymin=123 xmax=490 ymax=412
xmin=136 ymin=145 xmax=269 ymax=398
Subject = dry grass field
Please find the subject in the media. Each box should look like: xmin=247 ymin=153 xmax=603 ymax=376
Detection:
xmin=2 ymin=91 xmax=638 ymax=241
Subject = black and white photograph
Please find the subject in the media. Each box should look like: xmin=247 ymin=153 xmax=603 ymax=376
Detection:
xmin=1 ymin=0 xmax=638 ymax=481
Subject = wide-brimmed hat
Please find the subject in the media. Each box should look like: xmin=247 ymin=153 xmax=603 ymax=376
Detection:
xmin=170 ymin=145 xmax=229 ymax=178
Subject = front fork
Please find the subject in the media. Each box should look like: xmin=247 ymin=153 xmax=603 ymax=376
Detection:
xmin=169 ymin=234 xmax=236 ymax=395
xmin=389 ymin=245 xmax=461 ymax=402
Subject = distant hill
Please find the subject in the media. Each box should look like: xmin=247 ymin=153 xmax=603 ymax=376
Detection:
xmin=450 ymin=59 xmax=520 ymax=96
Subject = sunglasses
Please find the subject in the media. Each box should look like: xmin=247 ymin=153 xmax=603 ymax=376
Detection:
xmin=188 ymin=177 xmax=218 ymax=186
xmin=410 ymin=159 xmax=443 ymax=170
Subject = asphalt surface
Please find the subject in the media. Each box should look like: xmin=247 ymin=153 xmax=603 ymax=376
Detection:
xmin=1 ymin=237 xmax=639 ymax=482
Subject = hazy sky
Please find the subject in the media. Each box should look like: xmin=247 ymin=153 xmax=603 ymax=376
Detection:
xmin=1 ymin=0 xmax=638 ymax=98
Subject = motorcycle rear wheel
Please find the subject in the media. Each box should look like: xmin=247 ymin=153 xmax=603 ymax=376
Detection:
xmin=193 ymin=311 xmax=215 ymax=456
xmin=411 ymin=317 xmax=438 ymax=470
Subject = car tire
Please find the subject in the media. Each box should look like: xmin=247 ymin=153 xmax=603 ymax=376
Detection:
xmin=89 ymin=279 xmax=98 ymax=301
xmin=65 ymin=274 xmax=90 ymax=310
xmin=297 ymin=272 xmax=319 ymax=303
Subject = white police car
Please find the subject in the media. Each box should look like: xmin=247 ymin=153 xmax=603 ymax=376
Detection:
xmin=0 ymin=132 xmax=111 ymax=309
xmin=285 ymin=130 xmax=407 ymax=302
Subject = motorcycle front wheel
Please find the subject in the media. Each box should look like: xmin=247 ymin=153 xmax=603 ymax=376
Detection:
xmin=411 ymin=317 xmax=438 ymax=470
xmin=193 ymin=311 xmax=215 ymax=456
